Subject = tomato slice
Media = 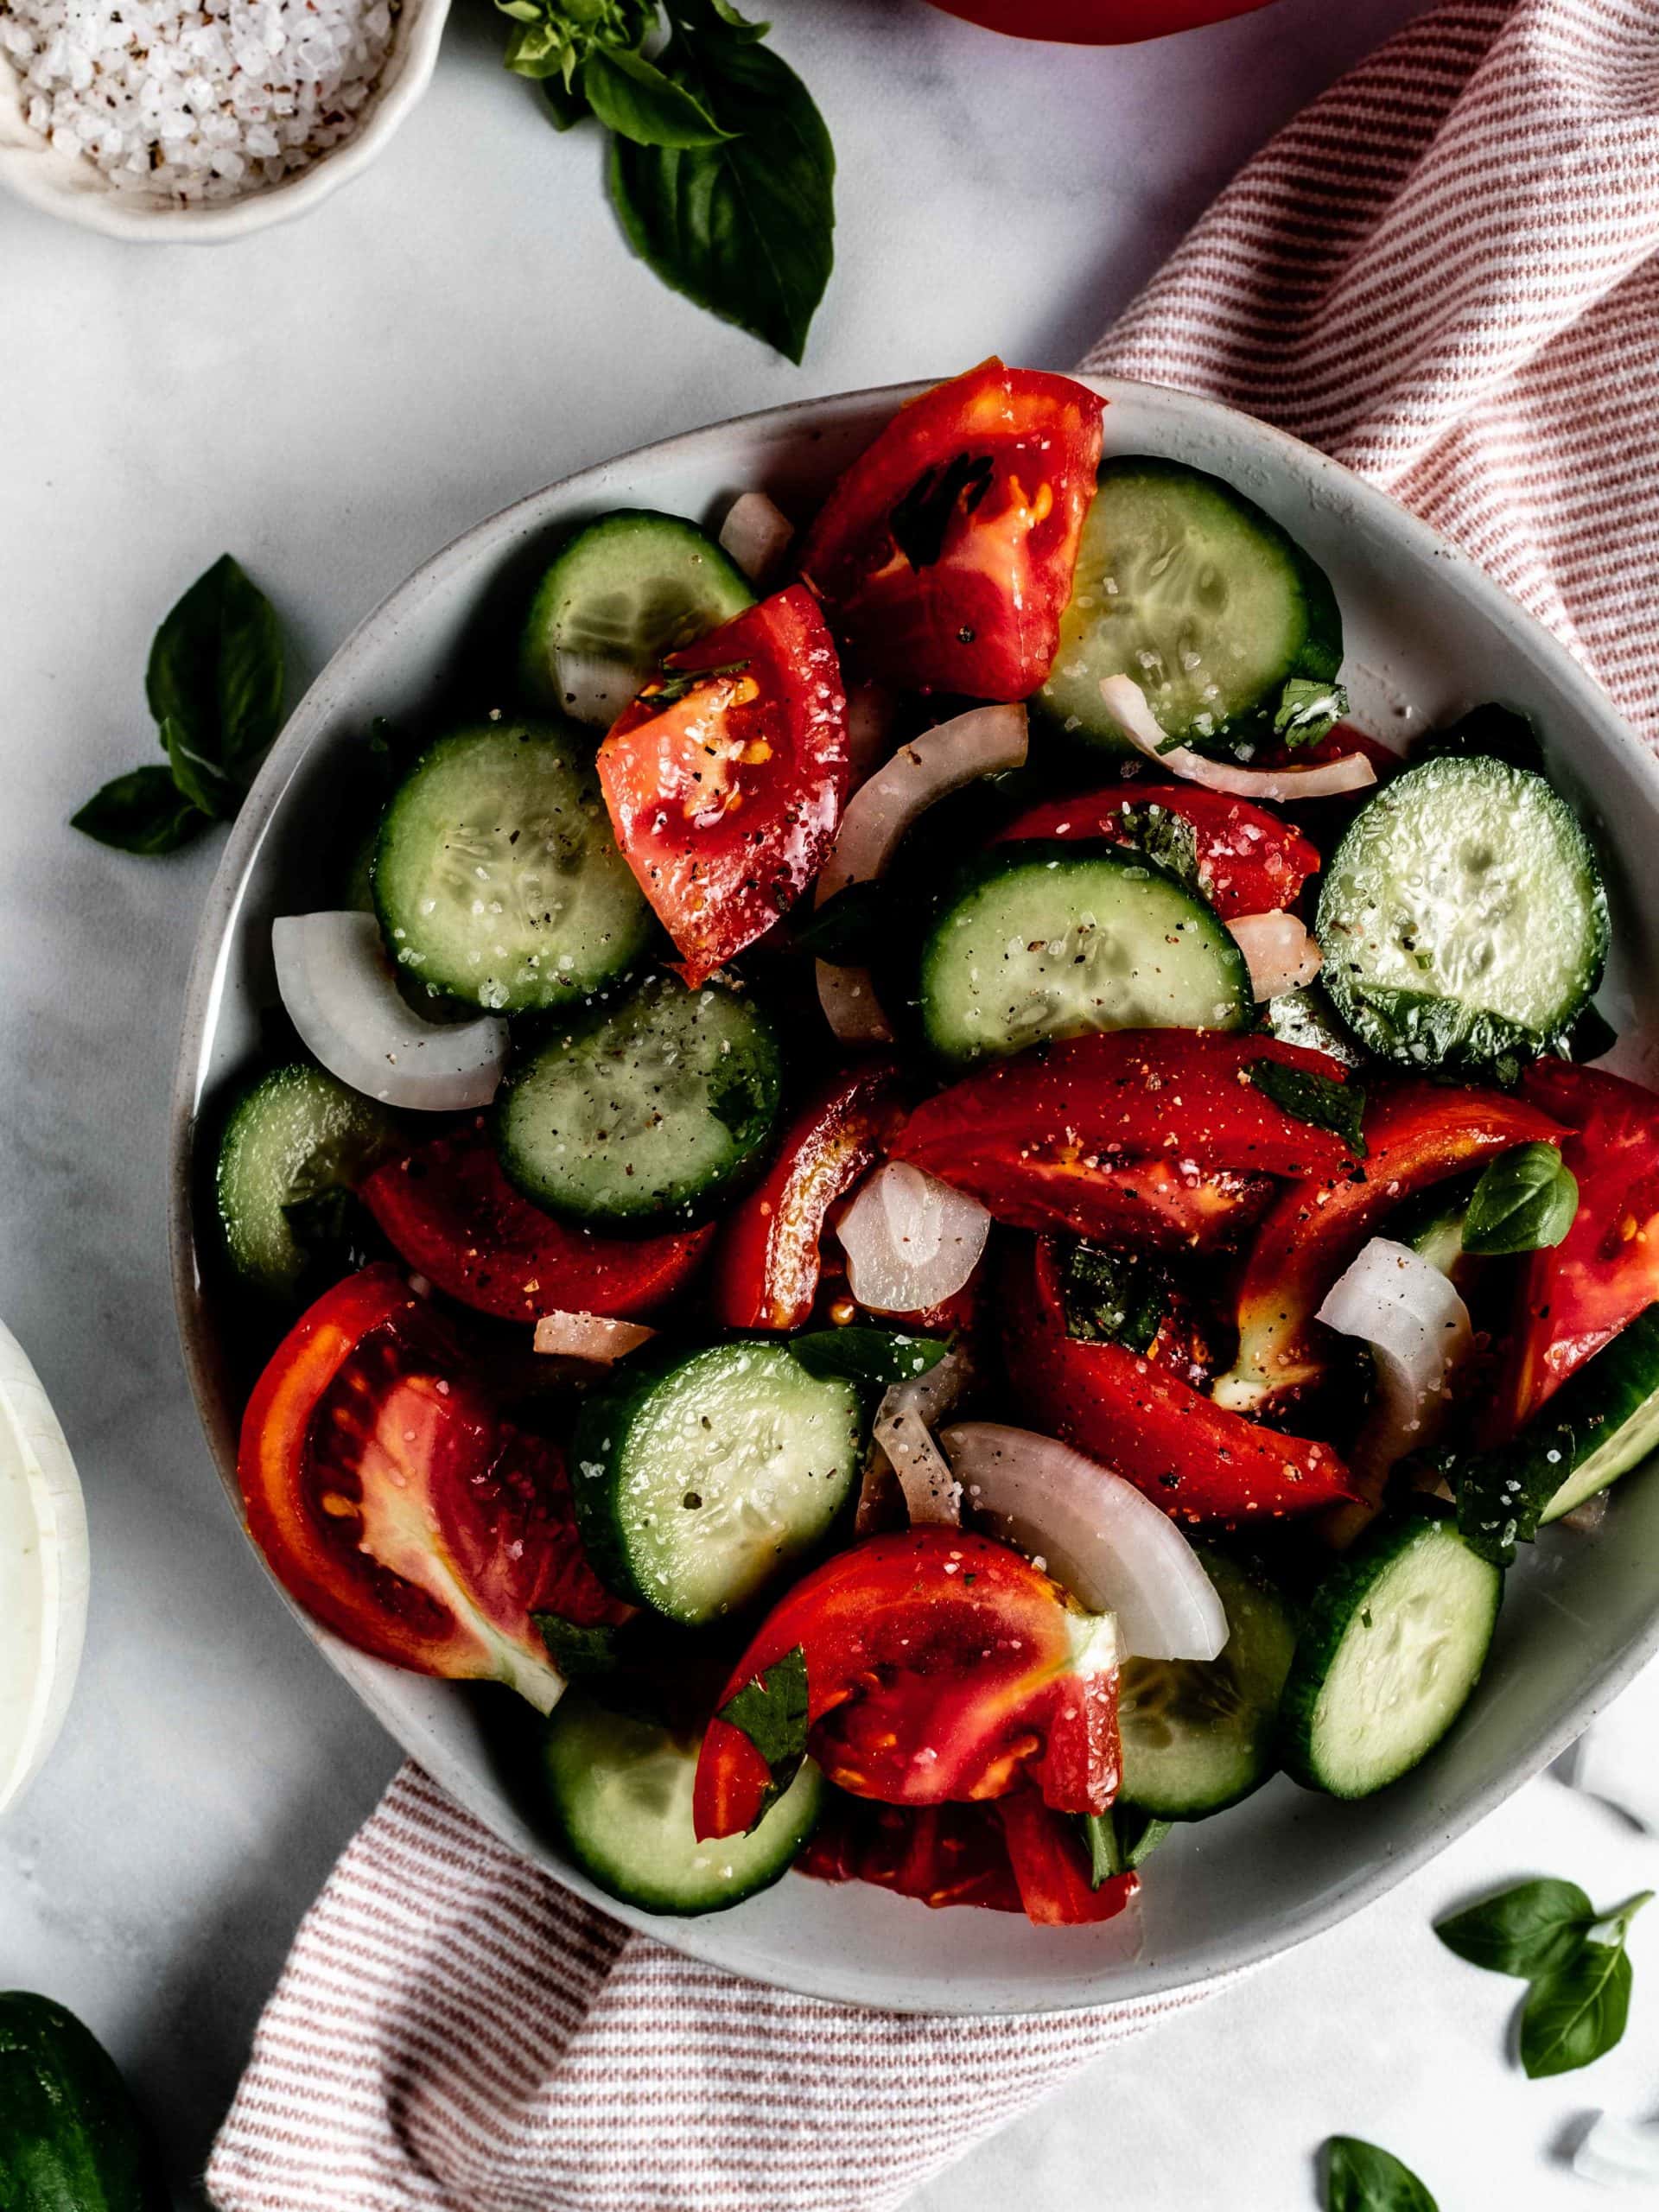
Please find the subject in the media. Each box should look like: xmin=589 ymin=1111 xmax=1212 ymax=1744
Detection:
xmin=798 ymin=1798 xmax=1024 ymax=1914
xmin=712 ymin=1062 xmax=907 ymax=1331
xmin=1003 ymin=1238 xmax=1353 ymax=1523
xmin=360 ymin=1129 xmax=712 ymax=1323
xmin=994 ymin=1791 xmax=1137 ymax=1927
xmin=238 ymin=1264 xmax=626 ymax=1706
xmin=1486 ymin=1061 xmax=1659 ymax=1438
xmin=995 ymin=784 xmax=1320 ymax=921
xmin=693 ymin=1529 xmax=1121 ymax=1840
xmin=597 ymin=585 xmax=848 ymax=988
xmin=799 ymin=360 xmax=1105 ymax=700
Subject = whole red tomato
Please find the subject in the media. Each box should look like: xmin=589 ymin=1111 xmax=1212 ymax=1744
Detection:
xmin=926 ymin=0 xmax=1275 ymax=40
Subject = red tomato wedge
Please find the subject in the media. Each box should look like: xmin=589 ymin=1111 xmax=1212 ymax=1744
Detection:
xmin=891 ymin=1031 xmax=1358 ymax=1253
xmin=799 ymin=361 xmax=1104 ymax=701
xmin=926 ymin=0 xmax=1274 ymax=42
xmin=1485 ymin=1061 xmax=1659 ymax=1439
xmin=712 ymin=1062 xmax=907 ymax=1331
xmin=360 ymin=1129 xmax=712 ymax=1324
xmin=238 ymin=1264 xmax=626 ymax=1707
xmin=798 ymin=1797 xmax=1023 ymax=1914
xmin=693 ymin=1529 xmax=1121 ymax=1840
xmin=1003 ymin=1238 xmax=1354 ymax=1523
xmin=995 ymin=785 xmax=1319 ymax=921
xmin=1214 ymin=1080 xmax=1565 ymax=1414
xmin=994 ymin=1791 xmax=1137 ymax=1926
xmin=597 ymin=585 xmax=848 ymax=988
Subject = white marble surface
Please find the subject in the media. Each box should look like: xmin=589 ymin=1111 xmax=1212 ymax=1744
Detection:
xmin=12 ymin=0 xmax=1655 ymax=2204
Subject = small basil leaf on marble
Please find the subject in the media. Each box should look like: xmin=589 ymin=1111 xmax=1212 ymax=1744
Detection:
xmin=71 ymin=766 xmax=209 ymax=856
xmin=1520 ymin=1917 xmax=1643 ymax=2080
xmin=583 ymin=41 xmax=732 ymax=145
xmin=1462 ymin=1142 xmax=1579 ymax=1255
xmin=1323 ymin=2136 xmax=1438 ymax=2212
xmin=786 ymin=1329 xmax=947 ymax=1389
xmin=162 ymin=714 xmax=238 ymax=820
xmin=146 ymin=552 xmax=285 ymax=786
xmin=1435 ymin=1878 xmax=1595 ymax=1979
xmin=715 ymin=1643 xmax=810 ymax=1828
xmin=1246 ymin=1059 xmax=1367 ymax=1157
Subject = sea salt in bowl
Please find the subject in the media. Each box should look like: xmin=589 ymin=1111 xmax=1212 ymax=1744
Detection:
xmin=0 ymin=0 xmax=448 ymax=238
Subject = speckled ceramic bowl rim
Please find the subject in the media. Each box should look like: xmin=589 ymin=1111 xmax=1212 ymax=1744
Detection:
xmin=0 ymin=0 xmax=449 ymax=241
xmin=169 ymin=378 xmax=1659 ymax=2013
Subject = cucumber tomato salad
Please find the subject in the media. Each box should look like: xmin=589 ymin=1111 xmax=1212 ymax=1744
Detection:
xmin=215 ymin=364 xmax=1659 ymax=1929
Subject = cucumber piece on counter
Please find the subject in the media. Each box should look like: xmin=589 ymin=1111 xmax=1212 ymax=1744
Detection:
xmin=1036 ymin=456 xmax=1344 ymax=753
xmin=918 ymin=840 xmax=1250 ymax=1067
xmin=521 ymin=509 xmax=754 ymax=721
xmin=216 ymin=1064 xmax=399 ymax=1298
xmin=1280 ymin=1512 xmax=1502 ymax=1799
xmin=0 ymin=1991 xmax=168 ymax=2212
xmin=572 ymin=1343 xmax=863 ymax=1625
xmin=373 ymin=717 xmax=652 ymax=1014
xmin=494 ymin=973 xmax=782 ymax=1227
xmin=1316 ymin=754 xmax=1608 ymax=1070
xmin=1118 ymin=1551 xmax=1298 ymax=1820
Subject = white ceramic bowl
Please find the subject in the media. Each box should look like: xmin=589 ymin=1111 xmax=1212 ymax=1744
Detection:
xmin=0 ymin=0 xmax=448 ymax=240
xmin=170 ymin=378 xmax=1659 ymax=2013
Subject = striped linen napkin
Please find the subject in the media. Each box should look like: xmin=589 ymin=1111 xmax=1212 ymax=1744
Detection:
xmin=207 ymin=3 xmax=1659 ymax=2206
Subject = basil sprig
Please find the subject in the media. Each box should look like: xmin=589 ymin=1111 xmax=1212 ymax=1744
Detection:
xmin=716 ymin=1643 xmax=810 ymax=1829
xmin=1322 ymin=2136 xmax=1438 ymax=2212
xmin=497 ymin=0 xmax=834 ymax=359
xmin=73 ymin=554 xmax=286 ymax=857
xmin=1461 ymin=1142 xmax=1579 ymax=1255
xmin=1436 ymin=1878 xmax=1650 ymax=2076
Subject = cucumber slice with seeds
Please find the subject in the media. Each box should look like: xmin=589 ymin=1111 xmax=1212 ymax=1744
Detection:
xmin=216 ymin=1065 xmax=399 ymax=1298
xmin=373 ymin=718 xmax=652 ymax=1014
xmin=1317 ymin=754 xmax=1608 ymax=1069
xmin=572 ymin=1343 xmax=863 ymax=1625
xmin=1037 ymin=457 xmax=1343 ymax=753
xmin=1279 ymin=1512 xmax=1501 ymax=1799
xmin=918 ymin=841 xmax=1249 ymax=1068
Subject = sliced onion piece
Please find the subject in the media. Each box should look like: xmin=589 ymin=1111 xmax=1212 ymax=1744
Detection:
xmin=552 ymin=652 xmax=642 ymax=731
xmin=1574 ymin=2113 xmax=1659 ymax=2188
xmin=941 ymin=1421 xmax=1227 ymax=1662
xmin=1099 ymin=675 xmax=1376 ymax=801
xmin=815 ymin=959 xmax=894 ymax=1047
xmin=836 ymin=1161 xmax=989 ymax=1315
xmin=817 ymin=703 xmax=1029 ymax=906
xmin=874 ymin=1397 xmax=962 ymax=1527
xmin=273 ymin=912 xmax=510 ymax=1112
xmin=1230 ymin=911 xmax=1322 ymax=1001
xmin=1316 ymin=1237 xmax=1471 ymax=1485
xmin=861 ymin=1338 xmax=977 ymax=1531
xmin=532 ymin=1312 xmax=656 ymax=1363
xmin=719 ymin=491 xmax=795 ymax=586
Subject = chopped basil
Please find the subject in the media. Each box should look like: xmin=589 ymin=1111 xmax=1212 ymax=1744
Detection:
xmin=1246 ymin=1059 xmax=1367 ymax=1157
xmin=535 ymin=1616 xmax=625 ymax=1680
xmin=1058 ymin=1243 xmax=1166 ymax=1355
xmin=716 ymin=1644 xmax=810 ymax=1829
xmin=1111 ymin=802 xmax=1204 ymax=899
xmin=1461 ymin=1142 xmax=1579 ymax=1256
xmin=786 ymin=1329 xmax=947 ymax=1389
xmin=1272 ymin=677 xmax=1349 ymax=749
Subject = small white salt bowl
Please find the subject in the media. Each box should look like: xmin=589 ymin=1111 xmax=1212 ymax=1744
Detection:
xmin=0 ymin=0 xmax=449 ymax=240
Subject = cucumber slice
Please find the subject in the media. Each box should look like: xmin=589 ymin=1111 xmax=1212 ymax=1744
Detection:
xmin=1036 ymin=457 xmax=1343 ymax=752
xmin=373 ymin=718 xmax=652 ymax=1014
xmin=572 ymin=1344 xmax=863 ymax=1625
xmin=1117 ymin=1551 xmax=1297 ymax=1820
xmin=1317 ymin=755 xmax=1608 ymax=1069
xmin=540 ymin=1692 xmax=822 ymax=1914
xmin=918 ymin=841 xmax=1250 ymax=1068
xmin=215 ymin=1064 xmax=399 ymax=1298
xmin=494 ymin=974 xmax=782 ymax=1227
xmin=1280 ymin=1514 xmax=1502 ymax=1799
xmin=521 ymin=510 xmax=754 ymax=721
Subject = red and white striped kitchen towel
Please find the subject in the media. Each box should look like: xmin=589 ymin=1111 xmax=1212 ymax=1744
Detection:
xmin=207 ymin=3 xmax=1659 ymax=2208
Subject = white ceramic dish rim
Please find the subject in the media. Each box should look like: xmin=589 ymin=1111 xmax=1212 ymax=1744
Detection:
xmin=169 ymin=375 xmax=1659 ymax=2014
xmin=0 ymin=0 xmax=449 ymax=240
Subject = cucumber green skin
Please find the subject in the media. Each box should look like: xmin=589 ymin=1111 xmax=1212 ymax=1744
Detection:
xmin=539 ymin=1694 xmax=823 ymax=1916
xmin=519 ymin=509 xmax=754 ymax=708
xmin=1034 ymin=455 xmax=1344 ymax=756
xmin=0 ymin=1993 xmax=168 ymax=2212
xmin=214 ymin=1064 xmax=400 ymax=1299
xmin=1279 ymin=1512 xmax=1502 ymax=1800
xmin=917 ymin=840 xmax=1251 ymax=1069
xmin=1117 ymin=1551 xmax=1298 ymax=1821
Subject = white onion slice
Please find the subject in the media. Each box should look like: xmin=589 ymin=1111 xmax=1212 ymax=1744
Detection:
xmin=552 ymin=652 xmax=642 ymax=730
xmin=1316 ymin=1237 xmax=1471 ymax=1484
xmin=719 ymin=491 xmax=795 ymax=586
xmin=875 ymin=1399 xmax=962 ymax=1527
xmin=836 ymin=1161 xmax=990 ymax=1315
xmin=0 ymin=1320 xmax=89 ymax=1815
xmin=532 ymin=1312 xmax=656 ymax=1363
xmin=1574 ymin=2113 xmax=1659 ymax=2188
xmin=815 ymin=959 xmax=894 ymax=1047
xmin=817 ymin=703 xmax=1029 ymax=906
xmin=1098 ymin=675 xmax=1377 ymax=800
xmin=845 ymin=681 xmax=898 ymax=792
xmin=941 ymin=1422 xmax=1227 ymax=1662
xmin=273 ymin=912 xmax=510 ymax=1111
xmin=1230 ymin=911 xmax=1322 ymax=1001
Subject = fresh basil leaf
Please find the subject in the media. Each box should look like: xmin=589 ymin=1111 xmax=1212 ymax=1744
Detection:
xmin=283 ymin=1186 xmax=379 ymax=1286
xmin=1273 ymin=677 xmax=1348 ymax=749
xmin=716 ymin=1643 xmax=810 ymax=1828
xmin=1247 ymin=1059 xmax=1367 ymax=1158
xmin=608 ymin=7 xmax=834 ymax=362
xmin=786 ymin=1328 xmax=947 ymax=1389
xmin=162 ymin=714 xmax=238 ymax=820
xmin=505 ymin=19 xmax=572 ymax=75
xmin=1119 ymin=1808 xmax=1172 ymax=1869
xmin=1446 ymin=1410 xmax=1580 ymax=1567
xmin=583 ymin=42 xmax=731 ymax=145
xmin=1058 ymin=1242 xmax=1166 ymax=1355
xmin=543 ymin=68 xmax=593 ymax=126
xmin=71 ymin=766 xmax=209 ymax=856
xmin=1414 ymin=703 xmax=1544 ymax=777
xmin=1435 ymin=1878 xmax=1594 ymax=1979
xmin=1111 ymin=801 xmax=1204 ymax=899
xmin=1521 ymin=1943 xmax=1635 ymax=2078
xmin=146 ymin=552 xmax=284 ymax=787
xmin=889 ymin=454 xmax=996 ymax=573
xmin=1080 ymin=1806 xmax=1171 ymax=1887
xmin=1081 ymin=1810 xmax=1122 ymax=1886
xmin=1323 ymin=2136 xmax=1438 ymax=2212
xmin=536 ymin=1615 xmax=624 ymax=1679
xmin=791 ymin=880 xmax=890 ymax=963
xmin=1462 ymin=1142 xmax=1578 ymax=1256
